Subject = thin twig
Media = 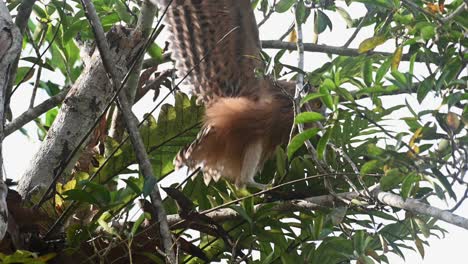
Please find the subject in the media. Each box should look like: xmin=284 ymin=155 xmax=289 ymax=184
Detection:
xmin=257 ymin=0 xmax=277 ymax=28
xmin=279 ymin=23 xmax=294 ymax=41
xmin=79 ymin=0 xmax=176 ymax=262
xmin=343 ymin=10 xmax=375 ymax=48
xmin=441 ymin=2 xmax=467 ymax=23
xmin=25 ymin=29 xmax=46 ymax=108
xmin=401 ymin=0 xmax=444 ymax=24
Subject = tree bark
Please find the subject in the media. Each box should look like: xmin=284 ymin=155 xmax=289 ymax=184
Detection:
xmin=17 ymin=26 xmax=142 ymax=198
xmin=0 ymin=0 xmax=22 ymax=239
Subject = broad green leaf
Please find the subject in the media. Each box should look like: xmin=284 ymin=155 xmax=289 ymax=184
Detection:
xmin=319 ymin=79 xmax=335 ymax=110
xmin=414 ymin=218 xmax=430 ymax=238
xmin=287 ymin=128 xmax=319 ymax=158
xmin=131 ymin=213 xmax=147 ymax=236
xmin=98 ymin=93 xmax=203 ymax=184
xmin=275 ymin=0 xmax=296 ymax=13
xmin=415 ymin=237 xmax=425 ymax=258
xmin=401 ymin=173 xmax=420 ymax=200
xmin=358 ymin=36 xmax=387 ymax=53
xmin=431 ymin=168 xmax=456 ymax=200
xmin=300 ymin=93 xmax=325 ymax=106
xmin=14 ymin=67 xmax=35 ymax=85
xmin=317 ymin=130 xmax=331 ymax=160
xmin=380 ymin=169 xmax=405 ymax=191
xmin=316 ymin=9 xmax=332 ymax=34
xmin=63 ymin=189 xmax=99 ymax=205
xmin=295 ymin=0 xmax=306 ymax=24
xmin=336 ymin=7 xmax=353 ymax=27
xmin=362 ymin=58 xmax=373 ymax=87
xmin=420 ymin=25 xmax=435 ymax=41
xmin=295 ymin=112 xmax=325 ymax=124
xmin=391 ymin=46 xmax=403 ymax=71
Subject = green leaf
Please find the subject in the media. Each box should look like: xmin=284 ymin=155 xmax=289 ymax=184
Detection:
xmin=414 ymin=218 xmax=430 ymax=238
xmin=14 ymin=67 xmax=35 ymax=85
xmin=147 ymin=43 xmax=164 ymax=62
xmin=300 ymin=93 xmax=325 ymax=106
xmin=420 ymin=25 xmax=435 ymax=41
xmin=228 ymin=205 xmax=253 ymax=226
xmin=316 ymin=9 xmax=332 ymax=34
xmin=417 ymin=76 xmax=434 ymax=103
xmin=63 ymin=189 xmax=99 ymax=205
xmin=362 ymin=58 xmax=373 ymax=87
xmin=380 ymin=169 xmax=405 ymax=191
xmin=414 ymin=237 xmax=425 ymax=258
xmin=358 ymin=36 xmax=387 ymax=53
xmin=275 ymin=146 xmax=287 ymax=177
xmin=317 ymin=130 xmax=330 ymax=160
xmin=122 ymin=178 xmax=142 ymax=194
xmin=336 ymin=7 xmax=353 ymax=27
xmin=431 ymin=168 xmax=456 ymax=200
xmin=401 ymin=173 xmax=420 ymax=200
xmin=295 ymin=112 xmax=325 ymax=124
xmin=143 ymin=176 xmax=157 ymax=197
xmin=287 ymin=128 xmax=319 ymax=158
xmin=45 ymin=108 xmax=58 ymax=128
xmin=320 ymin=79 xmax=335 ymax=110
xmin=330 ymin=207 xmax=347 ymax=225
xmin=99 ymin=93 xmax=203 ymax=184
xmin=295 ymin=0 xmax=306 ymax=24
xmin=360 ymin=160 xmax=382 ymax=175
xmin=131 ymin=213 xmax=147 ymax=236
xmin=375 ymin=58 xmax=391 ymax=84
xmin=275 ymin=0 xmax=296 ymax=13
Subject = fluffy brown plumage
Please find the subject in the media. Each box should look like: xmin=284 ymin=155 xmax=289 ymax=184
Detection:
xmin=157 ymin=0 xmax=320 ymax=188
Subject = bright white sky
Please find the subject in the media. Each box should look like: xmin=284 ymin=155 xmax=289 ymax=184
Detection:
xmin=3 ymin=1 xmax=467 ymax=263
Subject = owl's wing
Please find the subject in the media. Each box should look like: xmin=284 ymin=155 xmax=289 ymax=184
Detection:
xmin=158 ymin=0 xmax=263 ymax=102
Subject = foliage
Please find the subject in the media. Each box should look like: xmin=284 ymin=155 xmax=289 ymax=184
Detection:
xmin=3 ymin=0 xmax=467 ymax=263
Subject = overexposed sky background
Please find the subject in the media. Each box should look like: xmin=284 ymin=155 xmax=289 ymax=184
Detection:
xmin=3 ymin=0 xmax=467 ymax=263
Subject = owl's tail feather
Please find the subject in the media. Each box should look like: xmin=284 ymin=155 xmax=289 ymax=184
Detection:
xmin=174 ymin=96 xmax=292 ymax=188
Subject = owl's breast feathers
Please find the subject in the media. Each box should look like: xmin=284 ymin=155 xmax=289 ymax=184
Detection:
xmin=175 ymin=80 xmax=295 ymax=188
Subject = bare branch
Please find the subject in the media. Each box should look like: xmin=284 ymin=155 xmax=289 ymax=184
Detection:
xmin=4 ymin=87 xmax=69 ymax=137
xmin=166 ymin=186 xmax=468 ymax=231
xmin=343 ymin=10 xmax=375 ymax=48
xmin=79 ymin=0 xmax=175 ymax=262
xmin=261 ymin=40 xmax=430 ymax=62
xmin=257 ymin=0 xmax=277 ymax=28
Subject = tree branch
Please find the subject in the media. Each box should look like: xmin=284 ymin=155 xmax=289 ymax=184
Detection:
xmin=166 ymin=187 xmax=468 ymax=230
xmin=261 ymin=40 xmax=427 ymax=62
xmin=4 ymin=87 xmax=69 ymax=137
xmin=79 ymin=0 xmax=175 ymax=262
xmin=441 ymin=2 xmax=467 ymax=23
xmin=109 ymin=0 xmax=158 ymax=141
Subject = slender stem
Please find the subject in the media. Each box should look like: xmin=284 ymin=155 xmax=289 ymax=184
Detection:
xmin=79 ymin=0 xmax=176 ymax=262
